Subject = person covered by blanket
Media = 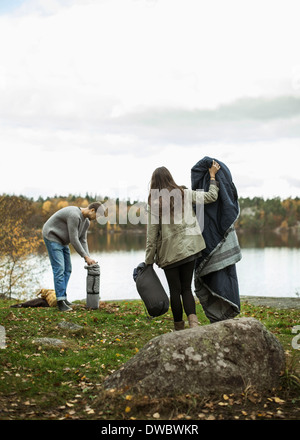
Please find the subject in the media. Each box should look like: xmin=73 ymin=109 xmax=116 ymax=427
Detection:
xmin=145 ymin=161 xmax=220 ymax=330
xmin=42 ymin=202 xmax=101 ymax=312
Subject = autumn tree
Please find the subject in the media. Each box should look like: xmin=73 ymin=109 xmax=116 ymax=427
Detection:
xmin=0 ymin=195 xmax=44 ymax=298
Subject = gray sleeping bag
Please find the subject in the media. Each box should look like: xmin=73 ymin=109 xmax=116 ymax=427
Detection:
xmin=85 ymin=263 xmax=100 ymax=309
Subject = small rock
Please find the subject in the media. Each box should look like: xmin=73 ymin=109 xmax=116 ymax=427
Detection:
xmin=33 ymin=338 xmax=65 ymax=347
xmin=58 ymin=321 xmax=83 ymax=331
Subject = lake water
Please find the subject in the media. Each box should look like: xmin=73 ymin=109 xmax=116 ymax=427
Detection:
xmin=39 ymin=229 xmax=300 ymax=302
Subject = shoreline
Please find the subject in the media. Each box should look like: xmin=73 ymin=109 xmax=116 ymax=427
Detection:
xmin=240 ymin=295 xmax=300 ymax=309
xmin=4 ymin=294 xmax=300 ymax=310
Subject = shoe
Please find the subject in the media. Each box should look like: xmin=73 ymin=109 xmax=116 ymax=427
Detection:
xmin=65 ymin=299 xmax=73 ymax=306
xmin=174 ymin=320 xmax=185 ymax=331
xmin=188 ymin=314 xmax=199 ymax=328
xmin=57 ymin=300 xmax=72 ymax=312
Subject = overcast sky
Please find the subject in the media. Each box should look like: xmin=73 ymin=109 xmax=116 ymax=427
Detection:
xmin=0 ymin=0 xmax=300 ymax=201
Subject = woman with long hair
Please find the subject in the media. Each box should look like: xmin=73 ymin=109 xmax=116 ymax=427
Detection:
xmin=145 ymin=161 xmax=220 ymax=330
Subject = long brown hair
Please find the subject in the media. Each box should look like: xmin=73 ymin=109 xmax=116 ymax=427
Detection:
xmin=148 ymin=167 xmax=185 ymax=219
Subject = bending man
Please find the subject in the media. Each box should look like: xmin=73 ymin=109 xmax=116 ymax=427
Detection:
xmin=42 ymin=202 xmax=101 ymax=312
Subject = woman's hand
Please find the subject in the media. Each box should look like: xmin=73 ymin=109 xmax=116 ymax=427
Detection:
xmin=209 ymin=160 xmax=221 ymax=178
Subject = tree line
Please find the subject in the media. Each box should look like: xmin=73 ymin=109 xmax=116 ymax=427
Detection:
xmin=1 ymin=193 xmax=300 ymax=235
xmin=236 ymin=196 xmax=300 ymax=231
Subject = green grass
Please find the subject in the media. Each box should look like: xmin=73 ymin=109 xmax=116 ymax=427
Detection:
xmin=0 ymin=298 xmax=299 ymax=420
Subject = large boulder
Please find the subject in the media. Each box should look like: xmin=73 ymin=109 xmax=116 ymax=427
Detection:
xmin=103 ymin=317 xmax=285 ymax=397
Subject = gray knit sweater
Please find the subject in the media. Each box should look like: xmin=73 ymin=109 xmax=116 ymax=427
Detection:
xmin=42 ymin=206 xmax=90 ymax=258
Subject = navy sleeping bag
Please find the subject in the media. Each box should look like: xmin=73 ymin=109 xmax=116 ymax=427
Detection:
xmin=191 ymin=156 xmax=242 ymax=323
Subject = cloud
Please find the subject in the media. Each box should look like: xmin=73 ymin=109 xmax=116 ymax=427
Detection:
xmin=1 ymin=1 xmax=299 ymax=152
xmin=1 ymin=0 xmax=300 ymax=131
xmin=1 ymin=0 xmax=300 ymax=200
xmin=125 ymin=96 xmax=300 ymax=124
xmin=2 ymin=93 xmax=300 ymax=158
xmin=284 ymin=176 xmax=300 ymax=189
xmin=112 ymin=96 xmax=300 ymax=146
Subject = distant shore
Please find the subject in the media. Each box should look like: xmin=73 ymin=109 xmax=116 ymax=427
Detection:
xmin=241 ymin=295 xmax=300 ymax=309
xmin=4 ymin=294 xmax=300 ymax=310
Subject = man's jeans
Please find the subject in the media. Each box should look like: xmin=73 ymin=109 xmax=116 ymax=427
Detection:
xmin=44 ymin=237 xmax=72 ymax=301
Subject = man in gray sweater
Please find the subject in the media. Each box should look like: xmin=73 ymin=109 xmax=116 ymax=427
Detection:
xmin=42 ymin=202 xmax=101 ymax=312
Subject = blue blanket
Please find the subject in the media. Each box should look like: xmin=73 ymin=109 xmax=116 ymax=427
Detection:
xmin=191 ymin=156 xmax=242 ymax=322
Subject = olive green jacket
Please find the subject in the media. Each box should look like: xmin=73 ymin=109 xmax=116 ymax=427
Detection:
xmin=145 ymin=184 xmax=219 ymax=268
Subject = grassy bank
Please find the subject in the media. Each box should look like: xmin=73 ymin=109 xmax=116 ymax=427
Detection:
xmin=0 ymin=298 xmax=299 ymax=420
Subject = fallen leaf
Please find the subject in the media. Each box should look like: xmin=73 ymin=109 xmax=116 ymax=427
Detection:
xmin=207 ymin=415 xmax=215 ymax=420
xmin=66 ymin=402 xmax=74 ymax=408
xmin=198 ymin=413 xmax=206 ymax=419
xmin=205 ymin=402 xmax=214 ymax=409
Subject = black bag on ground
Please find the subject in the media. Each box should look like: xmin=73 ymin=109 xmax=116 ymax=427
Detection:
xmin=11 ymin=298 xmax=49 ymax=308
xmin=133 ymin=262 xmax=169 ymax=317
